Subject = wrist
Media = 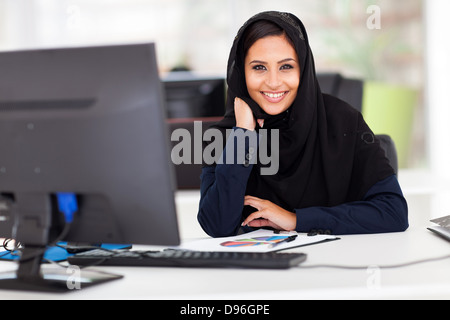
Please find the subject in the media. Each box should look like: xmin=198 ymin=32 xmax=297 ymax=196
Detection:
xmin=236 ymin=121 xmax=255 ymax=131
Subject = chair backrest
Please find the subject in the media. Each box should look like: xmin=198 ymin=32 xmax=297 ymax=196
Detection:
xmin=317 ymin=73 xmax=364 ymax=112
xmin=377 ymin=134 xmax=399 ymax=175
xmin=168 ymin=117 xmax=222 ymax=189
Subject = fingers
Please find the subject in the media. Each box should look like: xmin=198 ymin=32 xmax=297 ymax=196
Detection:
xmin=241 ymin=196 xmax=273 ymax=227
xmin=234 ymin=98 xmax=256 ymax=131
xmin=245 ymin=217 xmax=275 ymax=229
xmin=244 ymin=195 xmax=265 ymax=211
xmin=257 ymin=119 xmax=265 ymax=128
xmin=233 ymin=98 xmax=265 ymax=130
xmin=241 ymin=211 xmax=263 ymax=227
xmin=242 ymin=195 xmax=297 ymax=231
xmin=241 ymin=211 xmax=280 ymax=229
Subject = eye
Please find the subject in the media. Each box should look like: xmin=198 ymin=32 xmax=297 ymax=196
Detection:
xmin=252 ymin=65 xmax=266 ymax=71
xmin=280 ymin=64 xmax=294 ymax=70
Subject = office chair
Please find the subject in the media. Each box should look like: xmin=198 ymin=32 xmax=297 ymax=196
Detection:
xmin=167 ymin=117 xmax=222 ymax=189
xmin=316 ymin=73 xmax=363 ymax=112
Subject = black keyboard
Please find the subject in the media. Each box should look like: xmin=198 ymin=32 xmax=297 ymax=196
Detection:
xmin=68 ymin=249 xmax=307 ymax=269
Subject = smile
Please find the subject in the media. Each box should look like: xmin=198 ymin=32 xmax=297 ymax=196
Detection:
xmin=262 ymin=91 xmax=287 ymax=98
xmin=261 ymin=91 xmax=288 ymax=102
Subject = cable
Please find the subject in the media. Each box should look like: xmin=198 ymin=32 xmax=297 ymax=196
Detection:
xmin=297 ymin=254 xmax=450 ymax=270
xmin=17 ymin=221 xmax=72 ymax=263
xmin=12 ymin=193 xmax=78 ymax=263
xmin=2 ymin=238 xmax=18 ymax=251
xmin=0 ymin=238 xmax=21 ymax=258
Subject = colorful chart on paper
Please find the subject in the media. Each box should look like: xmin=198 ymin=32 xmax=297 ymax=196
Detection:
xmin=220 ymin=235 xmax=289 ymax=248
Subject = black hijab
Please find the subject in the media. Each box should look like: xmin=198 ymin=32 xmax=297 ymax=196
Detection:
xmin=206 ymin=11 xmax=394 ymax=215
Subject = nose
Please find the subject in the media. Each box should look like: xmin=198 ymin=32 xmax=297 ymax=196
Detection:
xmin=265 ymin=69 xmax=282 ymax=89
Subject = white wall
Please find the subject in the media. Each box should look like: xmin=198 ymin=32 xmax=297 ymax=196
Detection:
xmin=425 ymin=0 xmax=450 ymax=217
xmin=425 ymin=0 xmax=450 ymax=179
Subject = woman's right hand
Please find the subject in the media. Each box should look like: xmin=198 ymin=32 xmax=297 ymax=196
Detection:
xmin=234 ymin=97 xmax=256 ymax=131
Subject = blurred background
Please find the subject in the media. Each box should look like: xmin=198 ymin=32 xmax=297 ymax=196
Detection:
xmin=1 ymin=0 xmax=449 ymax=200
xmin=0 ymin=0 xmax=427 ymax=169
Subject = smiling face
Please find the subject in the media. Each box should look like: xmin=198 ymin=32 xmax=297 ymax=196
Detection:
xmin=244 ymin=34 xmax=300 ymax=116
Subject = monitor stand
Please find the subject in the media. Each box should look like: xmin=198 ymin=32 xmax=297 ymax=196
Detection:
xmin=0 ymin=245 xmax=123 ymax=293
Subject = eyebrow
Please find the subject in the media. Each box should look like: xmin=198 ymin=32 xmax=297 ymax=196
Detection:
xmin=249 ymin=58 xmax=297 ymax=64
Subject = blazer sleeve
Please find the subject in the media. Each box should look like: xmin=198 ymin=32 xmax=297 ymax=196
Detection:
xmin=197 ymin=128 xmax=258 ymax=237
xmin=295 ymin=175 xmax=409 ymax=235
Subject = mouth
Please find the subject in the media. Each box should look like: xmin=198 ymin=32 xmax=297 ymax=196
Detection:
xmin=261 ymin=91 xmax=289 ymax=103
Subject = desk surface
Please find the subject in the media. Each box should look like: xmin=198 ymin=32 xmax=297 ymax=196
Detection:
xmin=0 ymin=225 xmax=449 ymax=300
xmin=1 ymin=170 xmax=450 ymax=300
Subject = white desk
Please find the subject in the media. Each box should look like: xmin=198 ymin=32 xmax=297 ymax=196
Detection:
xmin=0 ymin=225 xmax=449 ymax=300
xmin=0 ymin=170 xmax=449 ymax=300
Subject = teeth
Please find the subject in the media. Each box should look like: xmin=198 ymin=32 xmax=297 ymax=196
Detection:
xmin=263 ymin=92 xmax=286 ymax=99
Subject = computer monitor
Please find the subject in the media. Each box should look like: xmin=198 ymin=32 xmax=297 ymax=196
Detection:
xmin=0 ymin=43 xmax=180 ymax=291
xmin=162 ymin=72 xmax=226 ymax=118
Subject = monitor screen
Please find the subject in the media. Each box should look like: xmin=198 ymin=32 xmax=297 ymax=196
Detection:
xmin=0 ymin=43 xmax=180 ymax=290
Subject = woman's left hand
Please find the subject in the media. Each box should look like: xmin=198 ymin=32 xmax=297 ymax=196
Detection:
xmin=241 ymin=196 xmax=297 ymax=231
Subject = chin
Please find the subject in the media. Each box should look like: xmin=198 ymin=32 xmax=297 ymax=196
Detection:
xmin=260 ymin=104 xmax=290 ymax=116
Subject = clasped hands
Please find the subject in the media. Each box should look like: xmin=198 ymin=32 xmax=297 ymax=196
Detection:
xmin=242 ymin=196 xmax=297 ymax=231
xmin=235 ymin=98 xmax=297 ymax=232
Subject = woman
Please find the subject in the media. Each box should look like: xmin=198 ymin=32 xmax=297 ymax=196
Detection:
xmin=198 ymin=11 xmax=408 ymax=237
